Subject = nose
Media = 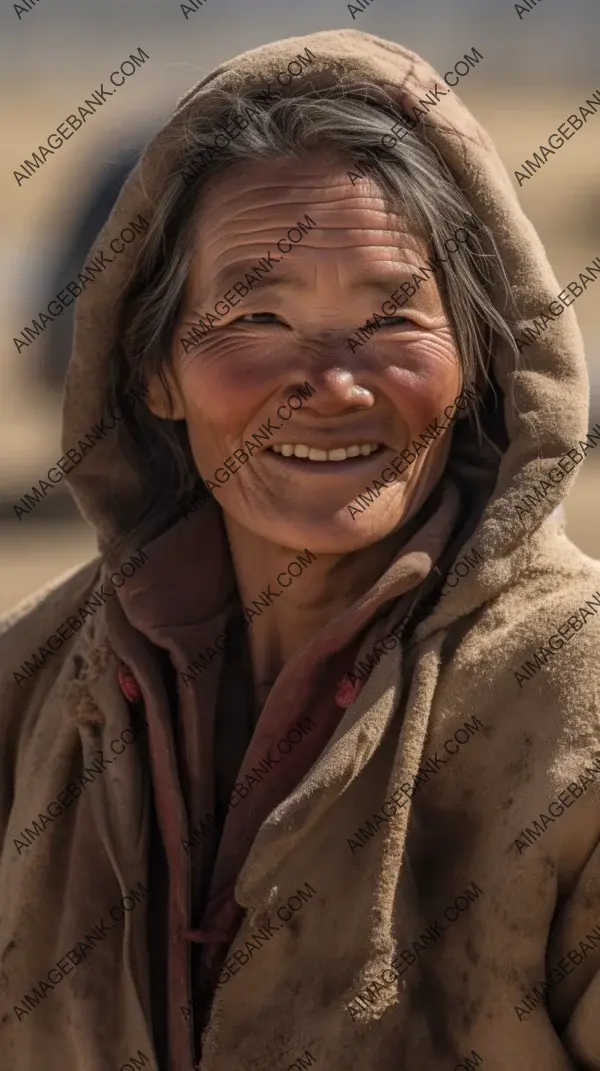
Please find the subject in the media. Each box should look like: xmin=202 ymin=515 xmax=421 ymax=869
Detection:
xmin=288 ymin=370 xmax=375 ymax=416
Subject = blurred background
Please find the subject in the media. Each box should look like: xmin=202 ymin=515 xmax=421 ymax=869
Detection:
xmin=1 ymin=0 xmax=600 ymax=615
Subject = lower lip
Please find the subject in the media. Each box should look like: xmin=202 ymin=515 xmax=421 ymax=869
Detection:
xmin=261 ymin=447 xmax=393 ymax=476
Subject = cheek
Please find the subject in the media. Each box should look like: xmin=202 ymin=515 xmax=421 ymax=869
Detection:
xmin=176 ymin=332 xmax=277 ymax=429
xmin=381 ymin=330 xmax=462 ymax=424
xmin=175 ymin=327 xmax=323 ymax=421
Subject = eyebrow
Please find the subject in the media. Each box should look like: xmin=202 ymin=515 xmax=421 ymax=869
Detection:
xmin=197 ymin=264 xmax=425 ymax=306
xmin=198 ymin=266 xmax=301 ymax=305
xmin=355 ymin=273 xmax=423 ymax=296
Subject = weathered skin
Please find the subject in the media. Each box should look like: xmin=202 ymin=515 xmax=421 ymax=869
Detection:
xmin=148 ymin=151 xmax=462 ymax=685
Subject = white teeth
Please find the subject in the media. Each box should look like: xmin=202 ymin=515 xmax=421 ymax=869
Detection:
xmin=270 ymin=443 xmax=381 ymax=461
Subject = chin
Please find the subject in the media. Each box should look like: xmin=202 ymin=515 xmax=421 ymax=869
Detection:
xmin=244 ymin=507 xmax=409 ymax=556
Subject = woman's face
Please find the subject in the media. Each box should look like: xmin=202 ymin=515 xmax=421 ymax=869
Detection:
xmin=148 ymin=151 xmax=463 ymax=554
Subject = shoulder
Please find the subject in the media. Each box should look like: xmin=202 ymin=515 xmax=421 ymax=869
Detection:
xmin=0 ymin=557 xmax=103 ymax=701
xmin=482 ymin=532 xmax=600 ymax=658
xmin=446 ymin=533 xmax=600 ymax=733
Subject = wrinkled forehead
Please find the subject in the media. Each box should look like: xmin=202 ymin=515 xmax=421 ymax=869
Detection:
xmin=188 ymin=150 xmax=429 ymax=288
xmin=196 ymin=147 xmax=417 ymax=231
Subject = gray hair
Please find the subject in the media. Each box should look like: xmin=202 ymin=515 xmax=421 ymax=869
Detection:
xmin=109 ymin=83 xmax=517 ymax=547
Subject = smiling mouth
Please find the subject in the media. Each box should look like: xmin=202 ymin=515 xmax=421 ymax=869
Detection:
xmin=269 ymin=443 xmax=383 ymax=462
xmin=263 ymin=442 xmax=390 ymax=476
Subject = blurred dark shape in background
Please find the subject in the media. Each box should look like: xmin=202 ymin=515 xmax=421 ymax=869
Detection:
xmin=35 ymin=136 xmax=149 ymax=394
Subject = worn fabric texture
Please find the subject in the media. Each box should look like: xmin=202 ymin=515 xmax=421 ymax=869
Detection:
xmin=1 ymin=26 xmax=600 ymax=1071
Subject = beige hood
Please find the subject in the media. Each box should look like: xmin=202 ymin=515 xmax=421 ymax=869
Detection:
xmin=61 ymin=28 xmax=589 ymax=642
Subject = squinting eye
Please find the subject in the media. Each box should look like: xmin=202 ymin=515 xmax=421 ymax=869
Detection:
xmin=235 ymin=312 xmax=281 ymax=324
xmin=381 ymin=317 xmax=409 ymax=326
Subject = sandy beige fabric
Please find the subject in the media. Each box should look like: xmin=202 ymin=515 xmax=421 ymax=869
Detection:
xmin=1 ymin=26 xmax=600 ymax=1071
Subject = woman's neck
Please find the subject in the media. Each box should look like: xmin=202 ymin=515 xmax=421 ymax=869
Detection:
xmin=223 ymin=516 xmax=407 ymax=691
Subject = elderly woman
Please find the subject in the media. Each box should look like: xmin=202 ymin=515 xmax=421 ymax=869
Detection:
xmin=2 ymin=27 xmax=600 ymax=1071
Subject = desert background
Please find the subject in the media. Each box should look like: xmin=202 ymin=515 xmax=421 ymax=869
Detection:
xmin=1 ymin=0 xmax=599 ymax=615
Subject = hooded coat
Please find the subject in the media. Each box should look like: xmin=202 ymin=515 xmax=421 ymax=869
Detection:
xmin=2 ymin=27 xmax=600 ymax=1071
